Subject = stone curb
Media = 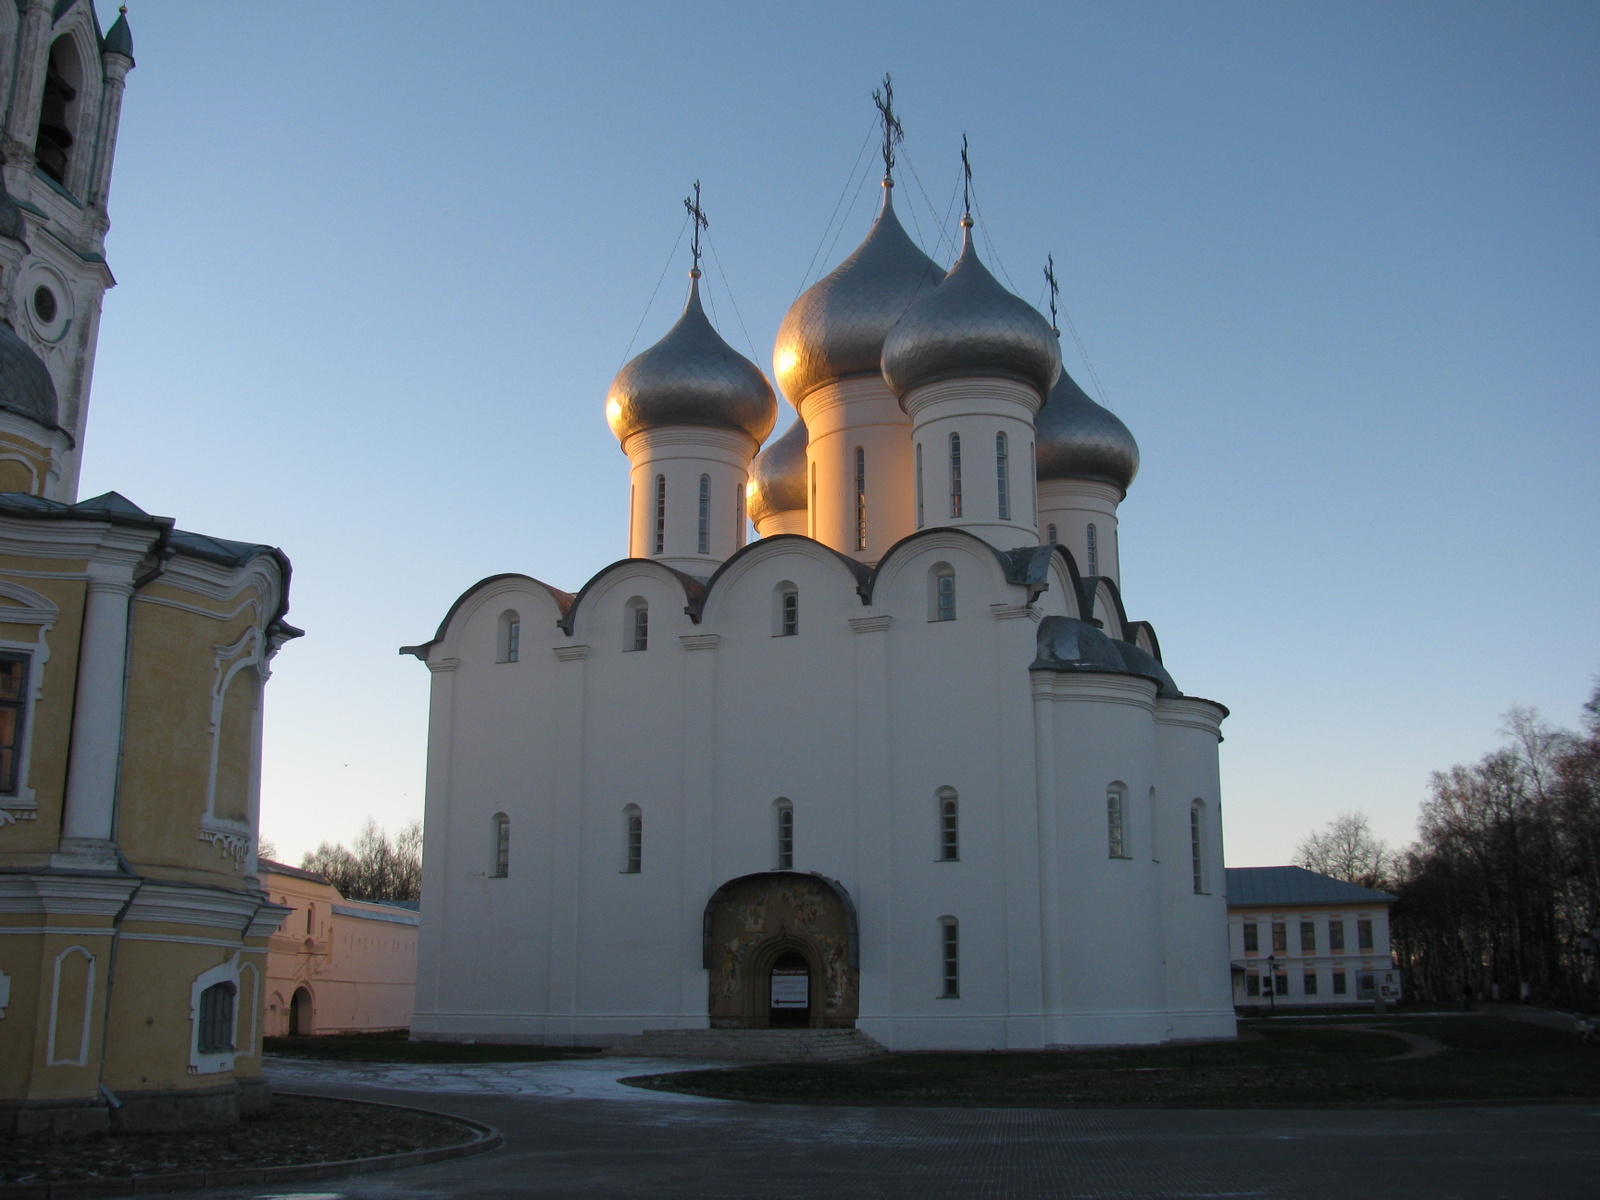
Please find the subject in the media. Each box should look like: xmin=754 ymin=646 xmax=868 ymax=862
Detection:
xmin=0 ymin=1093 xmax=503 ymax=1200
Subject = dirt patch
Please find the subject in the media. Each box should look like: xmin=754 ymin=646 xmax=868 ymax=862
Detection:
xmin=0 ymin=1094 xmax=474 ymax=1186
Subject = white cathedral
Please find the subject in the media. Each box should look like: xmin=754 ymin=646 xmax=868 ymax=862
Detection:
xmin=404 ymin=139 xmax=1236 ymax=1050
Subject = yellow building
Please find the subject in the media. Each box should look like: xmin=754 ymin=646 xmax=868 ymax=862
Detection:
xmin=0 ymin=6 xmax=299 ymax=1135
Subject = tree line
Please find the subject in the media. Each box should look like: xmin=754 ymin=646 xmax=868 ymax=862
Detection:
xmin=295 ymin=818 xmax=424 ymax=903
xmin=1295 ymin=684 xmax=1600 ymax=1010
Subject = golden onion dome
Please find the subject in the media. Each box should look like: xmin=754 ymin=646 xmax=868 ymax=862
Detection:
xmin=745 ymin=416 xmax=808 ymax=526
xmin=773 ymin=183 xmax=943 ymax=412
xmin=607 ymin=273 xmax=777 ymax=447
xmin=880 ymin=219 xmax=1060 ymax=403
xmin=1035 ymin=365 xmax=1139 ymax=492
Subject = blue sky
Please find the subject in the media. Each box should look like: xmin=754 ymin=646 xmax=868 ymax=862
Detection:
xmin=81 ymin=2 xmax=1597 ymax=866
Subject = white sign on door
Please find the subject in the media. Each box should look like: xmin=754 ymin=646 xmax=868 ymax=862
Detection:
xmin=770 ymin=971 xmax=809 ymax=1008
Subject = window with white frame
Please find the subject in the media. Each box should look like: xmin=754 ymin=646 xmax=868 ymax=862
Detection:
xmin=623 ymin=805 xmax=642 ymax=873
xmin=995 ymin=432 xmax=1010 ymax=520
xmin=1300 ymin=921 xmax=1316 ymax=953
xmin=625 ymin=597 xmax=648 ymax=651
xmin=1190 ymin=800 xmax=1208 ymax=893
xmin=1243 ymin=923 xmax=1259 ymax=953
xmin=0 ymin=653 xmax=31 ymax=795
xmin=197 ymin=981 xmax=236 ymax=1054
xmin=1107 ymin=784 xmax=1128 ymax=858
xmin=697 ymin=475 xmax=711 ymax=554
xmin=1328 ymin=919 xmax=1346 ymax=952
xmin=497 ymin=610 xmax=521 ymax=663
xmin=948 ymin=433 xmax=963 ymax=517
xmin=653 ymin=475 xmax=666 ymax=555
xmin=937 ymin=788 xmax=959 ymax=861
xmin=929 ymin=564 xmax=956 ymax=622
xmin=775 ymin=798 xmax=794 ymax=869
xmin=939 ymin=917 xmax=960 ymax=998
xmin=773 ymin=582 xmax=798 ymax=637
xmin=491 ymin=812 xmax=510 ymax=878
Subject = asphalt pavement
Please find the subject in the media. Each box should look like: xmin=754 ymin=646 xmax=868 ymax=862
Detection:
xmin=142 ymin=1056 xmax=1600 ymax=1200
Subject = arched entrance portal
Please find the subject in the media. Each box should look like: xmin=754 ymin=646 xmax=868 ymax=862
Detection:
xmin=703 ymin=872 xmax=858 ymax=1029
xmin=288 ymin=987 xmax=313 ymax=1036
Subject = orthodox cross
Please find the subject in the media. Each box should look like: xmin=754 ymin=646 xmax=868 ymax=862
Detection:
xmin=960 ymin=133 xmax=972 ymax=217
xmin=1044 ymin=254 xmax=1060 ymax=332
xmin=684 ymin=180 xmax=709 ymax=273
xmin=872 ymin=73 xmax=903 ymax=181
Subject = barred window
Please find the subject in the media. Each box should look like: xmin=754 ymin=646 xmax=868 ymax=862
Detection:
xmin=1107 ymin=785 xmax=1127 ymax=858
xmin=939 ymin=918 xmax=960 ymax=998
xmin=938 ymin=788 xmax=959 ymax=861
xmin=698 ymin=474 xmax=711 ymax=555
xmin=949 ymin=433 xmax=963 ymax=517
xmin=491 ymin=813 xmax=510 ymax=878
xmin=1190 ymin=800 xmax=1208 ymax=893
xmin=1087 ymin=523 xmax=1099 ymax=576
xmin=995 ymin=432 xmax=1010 ymax=520
xmin=854 ymin=446 xmax=867 ymax=551
xmin=623 ymin=806 xmax=642 ymax=873
xmin=197 ymin=981 xmax=236 ymax=1054
xmin=775 ymin=799 xmax=794 ymax=870
xmin=915 ymin=442 xmax=925 ymax=528
xmin=653 ymin=475 xmax=667 ymax=555
xmin=930 ymin=565 xmax=956 ymax=622
xmin=626 ymin=598 xmax=649 ymax=651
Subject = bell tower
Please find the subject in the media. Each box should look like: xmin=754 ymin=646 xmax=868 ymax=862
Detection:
xmin=0 ymin=1 xmax=133 ymax=500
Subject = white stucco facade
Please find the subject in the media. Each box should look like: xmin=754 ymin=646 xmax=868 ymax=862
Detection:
xmin=407 ymin=162 xmax=1236 ymax=1051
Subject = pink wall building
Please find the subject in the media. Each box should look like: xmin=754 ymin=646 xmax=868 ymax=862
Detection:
xmin=260 ymin=860 xmax=419 ymax=1036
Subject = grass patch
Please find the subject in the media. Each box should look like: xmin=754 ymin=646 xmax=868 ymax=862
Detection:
xmin=624 ymin=1017 xmax=1600 ymax=1107
xmin=264 ymin=1029 xmax=600 ymax=1063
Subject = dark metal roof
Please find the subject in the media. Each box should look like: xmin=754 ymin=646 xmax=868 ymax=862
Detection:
xmin=101 ymin=8 xmax=134 ymax=62
xmin=1225 ymin=866 xmax=1397 ymax=907
xmin=0 ymin=322 xmax=59 ymax=427
xmin=1031 ymin=615 xmax=1182 ymax=697
xmin=258 ymin=858 xmax=330 ymax=886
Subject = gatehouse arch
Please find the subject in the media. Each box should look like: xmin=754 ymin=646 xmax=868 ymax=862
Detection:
xmin=702 ymin=872 xmax=859 ymax=1029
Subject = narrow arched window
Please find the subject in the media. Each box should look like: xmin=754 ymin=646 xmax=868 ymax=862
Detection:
xmin=625 ymin=597 xmax=648 ymax=651
xmin=623 ymin=805 xmax=642 ymax=873
xmin=1087 ymin=523 xmax=1099 ymax=576
xmin=808 ymin=461 xmax=817 ymax=539
xmin=937 ymin=788 xmax=959 ymax=861
xmin=775 ymin=798 xmax=794 ymax=870
xmin=1029 ymin=441 xmax=1037 ymax=525
xmin=629 ymin=484 xmax=637 ymax=555
xmin=995 ymin=432 xmax=1010 ymax=520
xmin=854 ymin=446 xmax=867 ymax=551
xmin=36 ymin=39 xmax=83 ymax=188
xmin=939 ymin=917 xmax=960 ymax=998
xmin=491 ymin=812 xmax=510 ymax=878
xmin=1107 ymin=784 xmax=1127 ymax=858
xmin=735 ymin=484 xmax=747 ymax=548
xmin=698 ymin=475 xmax=711 ymax=554
xmin=653 ymin=475 xmax=667 ymax=555
xmin=915 ymin=442 xmax=925 ymax=529
xmin=1047 ymin=524 xmax=1058 ymax=544
xmin=1190 ymin=800 xmax=1207 ymax=894
xmin=949 ymin=433 xmax=963 ymax=517
xmin=773 ymin=582 xmax=799 ymax=636
xmin=930 ymin=564 xmax=956 ymax=622
xmin=498 ymin=610 xmax=521 ymax=663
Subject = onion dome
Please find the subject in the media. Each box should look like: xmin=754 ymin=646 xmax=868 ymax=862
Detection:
xmin=881 ymin=218 xmax=1060 ymax=403
xmin=746 ymin=417 xmax=808 ymax=526
xmin=606 ymin=273 xmax=777 ymax=447
xmin=773 ymin=183 xmax=943 ymax=409
xmin=102 ymin=7 xmax=135 ymax=63
xmin=0 ymin=321 xmax=58 ymax=427
xmin=1035 ymin=366 xmax=1139 ymax=492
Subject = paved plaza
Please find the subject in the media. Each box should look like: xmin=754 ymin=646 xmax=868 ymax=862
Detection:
xmin=124 ymin=1056 xmax=1599 ymax=1200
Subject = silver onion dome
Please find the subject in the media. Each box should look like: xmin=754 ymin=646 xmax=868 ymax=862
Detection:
xmin=746 ymin=416 xmax=808 ymax=526
xmin=0 ymin=321 xmax=58 ymax=428
xmin=880 ymin=219 xmax=1060 ymax=403
xmin=773 ymin=183 xmax=943 ymax=410
xmin=1035 ymin=365 xmax=1139 ymax=492
xmin=607 ymin=273 xmax=777 ymax=447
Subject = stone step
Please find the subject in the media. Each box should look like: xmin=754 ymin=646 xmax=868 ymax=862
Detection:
xmin=603 ymin=1027 xmax=886 ymax=1062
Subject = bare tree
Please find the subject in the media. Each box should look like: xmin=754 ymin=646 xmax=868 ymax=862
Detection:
xmin=1293 ymin=811 xmax=1394 ymax=890
xmin=301 ymin=818 xmax=423 ymax=903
